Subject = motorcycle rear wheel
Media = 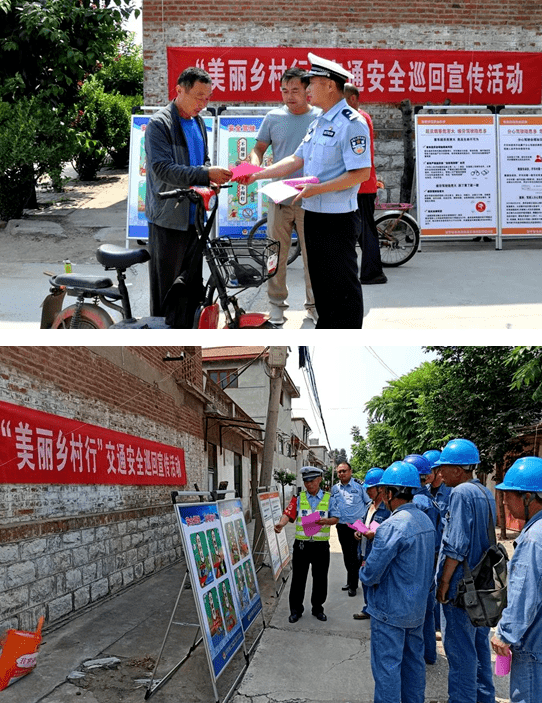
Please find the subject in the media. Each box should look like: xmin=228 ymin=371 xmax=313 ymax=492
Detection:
xmin=50 ymin=303 xmax=114 ymax=329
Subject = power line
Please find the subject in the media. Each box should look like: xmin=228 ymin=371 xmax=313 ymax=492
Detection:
xmin=365 ymin=346 xmax=400 ymax=379
xmin=299 ymin=346 xmax=332 ymax=450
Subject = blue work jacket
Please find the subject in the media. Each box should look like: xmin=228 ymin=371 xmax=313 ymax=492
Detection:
xmin=359 ymin=500 xmax=391 ymax=560
xmin=496 ymin=510 xmax=542 ymax=656
xmin=359 ymin=502 xmax=436 ymax=628
xmin=436 ymin=479 xmax=496 ymax=600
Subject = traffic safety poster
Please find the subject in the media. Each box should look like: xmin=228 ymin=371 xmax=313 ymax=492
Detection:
xmin=415 ymin=114 xmax=498 ymax=237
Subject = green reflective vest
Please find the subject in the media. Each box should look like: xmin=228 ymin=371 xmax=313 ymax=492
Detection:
xmin=295 ymin=491 xmax=331 ymax=541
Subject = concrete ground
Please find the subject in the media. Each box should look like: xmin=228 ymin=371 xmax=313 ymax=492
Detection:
xmin=1 ymin=168 xmax=541 ymax=329
xmin=1 ymin=525 xmax=509 ymax=703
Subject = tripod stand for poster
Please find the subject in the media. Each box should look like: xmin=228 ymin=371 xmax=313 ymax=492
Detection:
xmin=145 ymin=491 xmax=266 ymax=703
xmin=256 ymin=487 xmax=291 ymax=597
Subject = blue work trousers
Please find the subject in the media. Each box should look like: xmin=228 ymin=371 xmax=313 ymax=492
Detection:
xmin=370 ymin=617 xmax=425 ymax=703
xmin=423 ymin=587 xmax=437 ymax=664
xmin=510 ymin=650 xmax=542 ymax=703
xmin=441 ymin=602 xmax=495 ymax=703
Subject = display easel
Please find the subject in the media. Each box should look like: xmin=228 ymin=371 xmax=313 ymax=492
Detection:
xmin=145 ymin=491 xmax=265 ymax=703
xmin=256 ymin=487 xmax=291 ymax=598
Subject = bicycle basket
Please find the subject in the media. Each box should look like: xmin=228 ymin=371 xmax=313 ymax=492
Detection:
xmin=209 ymin=236 xmax=279 ymax=288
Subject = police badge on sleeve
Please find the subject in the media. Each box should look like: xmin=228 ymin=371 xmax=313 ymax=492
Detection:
xmin=350 ymin=135 xmax=366 ymax=154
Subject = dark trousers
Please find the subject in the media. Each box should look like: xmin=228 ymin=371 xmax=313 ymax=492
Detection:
xmin=289 ymin=539 xmax=330 ymax=616
xmin=303 ymin=210 xmax=363 ymax=329
xmin=357 ymin=193 xmax=384 ymax=280
xmin=148 ymin=222 xmax=202 ymax=319
xmin=336 ymin=523 xmax=361 ymax=590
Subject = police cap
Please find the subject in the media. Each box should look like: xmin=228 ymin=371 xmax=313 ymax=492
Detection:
xmin=300 ymin=466 xmax=323 ymax=482
xmin=306 ymin=52 xmax=354 ymax=84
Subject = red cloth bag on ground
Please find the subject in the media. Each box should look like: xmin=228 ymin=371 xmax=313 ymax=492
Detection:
xmin=0 ymin=616 xmax=44 ymax=690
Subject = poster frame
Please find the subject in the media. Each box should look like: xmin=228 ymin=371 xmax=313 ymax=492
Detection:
xmin=257 ymin=488 xmax=291 ymax=595
xmin=415 ymin=106 xmax=500 ymax=247
xmin=126 ymin=109 xmax=216 ymax=246
xmin=496 ymin=106 xmax=542 ymax=240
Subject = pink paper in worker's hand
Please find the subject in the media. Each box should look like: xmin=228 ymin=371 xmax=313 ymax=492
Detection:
xmin=301 ymin=513 xmax=322 ymax=537
xmin=230 ymin=163 xmax=264 ymax=181
xmin=348 ymin=520 xmax=369 ymax=534
xmin=495 ymin=653 xmax=511 ymax=676
xmin=369 ymin=521 xmax=381 ymax=532
xmin=283 ymin=176 xmax=320 ymax=188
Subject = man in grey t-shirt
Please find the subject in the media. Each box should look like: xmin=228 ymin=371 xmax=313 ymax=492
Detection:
xmin=249 ymin=67 xmax=321 ymax=326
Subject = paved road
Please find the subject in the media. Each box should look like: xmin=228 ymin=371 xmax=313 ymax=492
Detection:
xmin=2 ymin=172 xmax=541 ymax=329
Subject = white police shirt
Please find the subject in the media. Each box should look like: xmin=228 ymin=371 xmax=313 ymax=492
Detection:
xmin=294 ymin=98 xmax=371 ymax=214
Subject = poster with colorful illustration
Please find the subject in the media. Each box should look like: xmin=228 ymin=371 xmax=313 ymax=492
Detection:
xmin=175 ymin=502 xmax=244 ymax=680
xmin=217 ymin=116 xmax=272 ymax=237
xmin=126 ymin=114 xmax=215 ymax=242
xmin=217 ymin=499 xmax=263 ymax=632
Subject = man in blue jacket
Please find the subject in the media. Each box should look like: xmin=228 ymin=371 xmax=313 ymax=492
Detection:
xmin=359 ymin=461 xmax=436 ymax=703
xmin=435 ymin=438 xmax=496 ymax=703
xmin=145 ymin=66 xmax=231 ymax=321
xmin=491 ymin=456 xmax=542 ymax=703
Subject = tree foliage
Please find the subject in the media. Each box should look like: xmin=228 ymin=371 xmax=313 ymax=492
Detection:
xmin=348 ymin=347 xmax=542 ymax=478
xmin=0 ymin=0 xmax=138 ymax=106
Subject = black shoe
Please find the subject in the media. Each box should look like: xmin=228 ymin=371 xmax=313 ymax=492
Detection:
xmin=288 ymin=612 xmax=301 ymax=623
xmin=348 ymin=588 xmax=357 ymax=597
xmin=341 ymin=584 xmax=350 ymax=591
xmin=313 ymin=612 xmax=327 ymax=621
xmin=360 ymin=274 xmax=388 ymax=285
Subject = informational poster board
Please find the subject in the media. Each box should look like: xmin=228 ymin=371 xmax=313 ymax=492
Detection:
xmin=415 ymin=114 xmax=498 ymax=237
xmin=257 ymin=491 xmax=291 ymax=581
xmin=175 ymin=502 xmax=244 ymax=681
xmin=217 ymin=498 xmax=263 ymax=633
xmin=498 ymin=114 xmax=542 ymax=236
xmin=217 ymin=116 xmax=271 ymax=237
xmin=126 ymin=114 xmax=215 ymax=243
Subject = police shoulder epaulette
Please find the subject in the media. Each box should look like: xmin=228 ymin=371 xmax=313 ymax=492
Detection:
xmin=342 ymin=108 xmax=359 ymax=121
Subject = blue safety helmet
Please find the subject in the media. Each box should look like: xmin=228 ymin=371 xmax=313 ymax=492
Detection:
xmin=403 ymin=454 xmax=432 ymax=476
xmin=495 ymin=456 xmax=542 ymax=493
xmin=434 ymin=438 xmax=480 ymax=466
xmin=363 ymin=467 xmax=385 ymax=488
xmin=377 ymin=461 xmax=421 ymax=489
xmin=423 ymin=450 xmax=441 ymax=468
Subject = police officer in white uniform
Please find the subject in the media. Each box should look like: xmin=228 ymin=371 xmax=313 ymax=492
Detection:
xmin=236 ymin=53 xmax=371 ymax=329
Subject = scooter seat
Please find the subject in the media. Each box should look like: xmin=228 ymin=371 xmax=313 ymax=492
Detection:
xmin=96 ymin=244 xmax=150 ymax=269
xmin=53 ymin=274 xmax=114 ymax=289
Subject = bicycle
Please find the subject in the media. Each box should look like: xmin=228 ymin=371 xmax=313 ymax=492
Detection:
xmin=246 ymin=187 xmax=419 ymax=269
xmin=247 ymin=216 xmax=301 ymax=266
xmin=374 ymin=184 xmax=420 ymax=267
xmin=40 ymin=186 xmax=280 ymax=329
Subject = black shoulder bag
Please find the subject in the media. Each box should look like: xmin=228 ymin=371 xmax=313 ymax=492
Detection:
xmin=453 ymin=482 xmax=509 ymax=627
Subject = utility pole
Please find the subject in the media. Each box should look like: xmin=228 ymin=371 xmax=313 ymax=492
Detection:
xmin=251 ymin=346 xmax=288 ymax=552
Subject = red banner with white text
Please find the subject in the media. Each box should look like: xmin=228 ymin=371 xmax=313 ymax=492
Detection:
xmin=0 ymin=400 xmax=187 ymax=485
xmin=167 ymin=47 xmax=542 ymax=105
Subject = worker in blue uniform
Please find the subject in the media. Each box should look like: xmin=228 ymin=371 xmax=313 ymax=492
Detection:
xmin=359 ymin=461 xmax=436 ymax=703
xmin=352 ymin=467 xmax=391 ymax=620
xmin=275 ymin=466 xmax=339 ymax=623
xmin=330 ymin=461 xmax=370 ymax=596
xmin=491 ymin=456 xmax=542 ymax=703
xmin=403 ymin=453 xmax=440 ymax=665
xmin=423 ymin=448 xmax=451 ymax=635
xmin=236 ymin=53 xmax=371 ymax=328
xmin=435 ymin=438 xmax=497 ymax=703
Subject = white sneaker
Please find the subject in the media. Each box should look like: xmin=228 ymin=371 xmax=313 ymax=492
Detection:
xmin=269 ymin=303 xmax=286 ymax=325
xmin=305 ymin=308 xmax=318 ymax=325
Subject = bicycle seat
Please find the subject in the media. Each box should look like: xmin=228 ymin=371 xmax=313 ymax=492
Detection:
xmin=53 ymin=274 xmax=114 ymax=289
xmin=96 ymin=244 xmax=151 ymax=269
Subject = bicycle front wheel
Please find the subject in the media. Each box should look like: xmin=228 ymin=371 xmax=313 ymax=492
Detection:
xmin=376 ymin=212 xmax=420 ymax=267
xmin=247 ymin=216 xmax=301 ymax=266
